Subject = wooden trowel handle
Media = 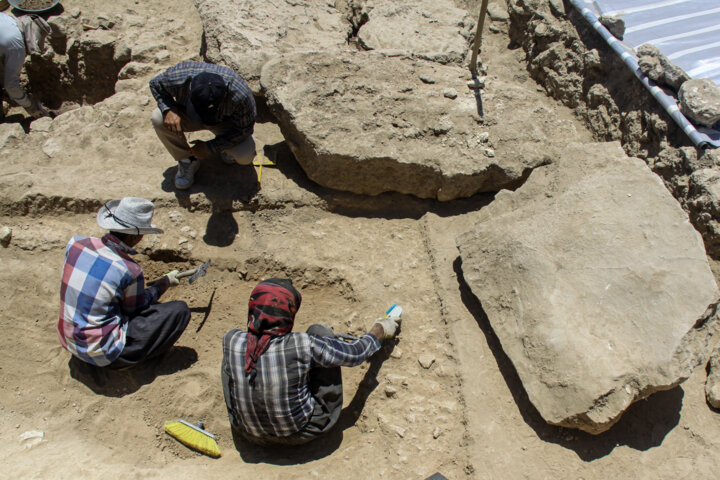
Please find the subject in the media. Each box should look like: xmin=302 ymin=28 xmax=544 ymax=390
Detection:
xmin=147 ymin=267 xmax=196 ymax=286
xmin=176 ymin=268 xmax=198 ymax=279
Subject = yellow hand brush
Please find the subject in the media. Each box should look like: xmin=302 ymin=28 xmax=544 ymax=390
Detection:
xmin=252 ymin=152 xmax=276 ymax=189
xmin=164 ymin=419 xmax=221 ymax=458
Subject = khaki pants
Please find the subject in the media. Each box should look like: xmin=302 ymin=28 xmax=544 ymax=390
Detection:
xmin=150 ymin=107 xmax=255 ymax=164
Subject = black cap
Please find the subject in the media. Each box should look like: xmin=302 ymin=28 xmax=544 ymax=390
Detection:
xmin=189 ymin=72 xmax=226 ymax=125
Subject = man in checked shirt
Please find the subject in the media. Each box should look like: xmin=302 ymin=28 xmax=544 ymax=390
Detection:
xmin=222 ymin=278 xmax=399 ymax=445
xmin=57 ymin=198 xmax=190 ymax=369
xmin=149 ymin=61 xmax=257 ymax=190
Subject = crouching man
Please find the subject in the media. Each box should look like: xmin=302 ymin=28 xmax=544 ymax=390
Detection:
xmin=149 ymin=61 xmax=257 ymax=190
xmin=57 ymin=197 xmax=190 ymax=369
xmin=221 ymin=278 xmax=399 ymax=445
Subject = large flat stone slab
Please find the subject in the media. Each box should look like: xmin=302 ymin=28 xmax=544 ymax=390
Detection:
xmin=456 ymin=142 xmax=720 ymax=433
xmin=261 ymin=50 xmax=586 ymax=200
xmin=195 ymin=0 xmax=353 ymax=93
xmin=355 ymin=0 xmax=474 ymax=65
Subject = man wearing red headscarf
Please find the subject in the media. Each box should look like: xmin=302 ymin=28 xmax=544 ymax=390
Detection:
xmin=221 ymin=278 xmax=399 ymax=445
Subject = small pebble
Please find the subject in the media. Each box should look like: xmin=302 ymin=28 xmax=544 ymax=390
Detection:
xmin=384 ymin=386 xmax=397 ymax=398
xmin=178 ymin=238 xmax=187 ymax=245
xmin=477 ymin=132 xmax=489 ymax=143
xmin=418 ymin=354 xmax=435 ymax=369
xmin=70 ymin=8 xmax=81 ymax=18
xmin=0 ymin=226 xmax=12 ymax=247
xmin=391 ymin=425 xmax=406 ymax=438
xmin=443 ymin=88 xmax=458 ymax=99
xmin=390 ymin=348 xmax=403 ymax=359
xmin=419 ymin=75 xmax=436 ymax=84
xmin=485 ymin=148 xmax=495 ymax=158
xmin=433 ymin=426 xmax=442 ymax=439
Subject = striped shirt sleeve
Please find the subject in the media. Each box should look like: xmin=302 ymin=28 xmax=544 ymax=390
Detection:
xmin=308 ymin=333 xmax=381 ymax=368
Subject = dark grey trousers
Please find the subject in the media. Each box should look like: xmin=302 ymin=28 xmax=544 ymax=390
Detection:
xmin=108 ymin=301 xmax=191 ymax=369
xmin=222 ymin=324 xmax=344 ymax=446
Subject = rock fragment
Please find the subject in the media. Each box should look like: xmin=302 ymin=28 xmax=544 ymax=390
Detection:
xmin=418 ymin=354 xmax=435 ymax=369
xmin=457 ymin=142 xmax=720 ymax=434
xmin=707 ymin=342 xmax=720 ymax=409
xmin=599 ymin=14 xmax=625 ymax=39
xmin=679 ymin=78 xmax=720 ymax=128
xmin=636 ymin=44 xmax=690 ymax=91
xmin=0 ymin=226 xmax=12 ymax=247
xmin=443 ymin=88 xmax=458 ymax=99
xmin=487 ymin=3 xmax=510 ymax=22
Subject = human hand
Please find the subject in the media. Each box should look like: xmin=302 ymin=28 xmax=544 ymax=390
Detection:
xmin=165 ymin=269 xmax=180 ymax=287
xmin=163 ymin=109 xmax=184 ymax=137
xmin=189 ymin=140 xmax=211 ymax=159
xmin=372 ymin=317 xmax=399 ymax=340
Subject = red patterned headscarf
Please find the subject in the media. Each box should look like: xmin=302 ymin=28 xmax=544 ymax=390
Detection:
xmin=244 ymin=278 xmax=302 ymax=379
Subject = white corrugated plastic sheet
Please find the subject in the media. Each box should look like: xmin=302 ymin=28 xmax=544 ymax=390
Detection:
xmin=571 ymin=0 xmax=720 ymax=147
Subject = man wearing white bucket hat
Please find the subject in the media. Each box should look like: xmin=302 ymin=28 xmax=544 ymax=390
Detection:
xmin=57 ymin=197 xmax=191 ymax=369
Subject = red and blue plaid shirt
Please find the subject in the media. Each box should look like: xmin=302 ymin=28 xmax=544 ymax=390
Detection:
xmin=57 ymin=234 xmax=162 ymax=366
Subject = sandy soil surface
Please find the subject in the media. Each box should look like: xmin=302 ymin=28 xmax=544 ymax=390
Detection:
xmin=0 ymin=1 xmax=719 ymax=479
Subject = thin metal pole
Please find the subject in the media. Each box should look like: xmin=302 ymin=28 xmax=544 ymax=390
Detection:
xmin=469 ymin=0 xmax=490 ymax=78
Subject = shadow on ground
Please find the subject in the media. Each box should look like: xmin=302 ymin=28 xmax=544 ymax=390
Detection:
xmin=454 ymin=257 xmax=683 ymax=461
xmin=230 ymin=338 xmax=397 ymax=464
xmin=68 ymin=346 xmax=198 ymax=397
xmin=161 ymin=156 xmax=259 ymax=247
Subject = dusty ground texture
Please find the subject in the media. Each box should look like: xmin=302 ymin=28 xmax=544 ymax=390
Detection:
xmin=1 ymin=1 xmax=719 ymax=479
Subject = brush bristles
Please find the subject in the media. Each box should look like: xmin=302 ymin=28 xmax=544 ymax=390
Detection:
xmin=165 ymin=421 xmax=221 ymax=458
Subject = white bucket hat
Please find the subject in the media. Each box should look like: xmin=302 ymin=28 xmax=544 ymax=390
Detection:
xmin=96 ymin=197 xmax=164 ymax=235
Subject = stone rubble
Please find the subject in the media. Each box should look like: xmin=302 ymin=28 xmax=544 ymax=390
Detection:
xmin=706 ymin=342 xmax=720 ymax=409
xmin=678 ymin=78 xmax=720 ymax=128
xmin=636 ymin=44 xmax=690 ymax=92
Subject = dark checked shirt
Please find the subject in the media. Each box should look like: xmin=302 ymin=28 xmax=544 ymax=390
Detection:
xmin=57 ymin=234 xmax=162 ymax=366
xmin=222 ymin=329 xmax=381 ymax=438
xmin=149 ymin=61 xmax=257 ymax=153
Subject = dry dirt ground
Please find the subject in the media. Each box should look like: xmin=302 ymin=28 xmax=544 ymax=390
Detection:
xmin=0 ymin=1 xmax=719 ymax=479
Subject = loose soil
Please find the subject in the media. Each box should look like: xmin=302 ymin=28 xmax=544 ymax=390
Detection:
xmin=17 ymin=0 xmax=56 ymax=11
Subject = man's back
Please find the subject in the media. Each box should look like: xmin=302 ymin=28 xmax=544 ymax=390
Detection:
xmin=222 ymin=329 xmax=380 ymax=439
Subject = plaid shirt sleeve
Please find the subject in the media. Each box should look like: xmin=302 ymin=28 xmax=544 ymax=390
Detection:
xmin=308 ymin=333 xmax=381 ymax=368
xmin=120 ymin=272 xmax=162 ymax=315
xmin=205 ymin=74 xmax=256 ymax=154
xmin=148 ymin=63 xmax=189 ymax=114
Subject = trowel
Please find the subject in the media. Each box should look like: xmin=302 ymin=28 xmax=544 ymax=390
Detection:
xmin=177 ymin=259 xmax=211 ymax=285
